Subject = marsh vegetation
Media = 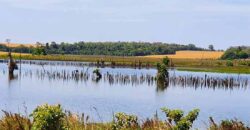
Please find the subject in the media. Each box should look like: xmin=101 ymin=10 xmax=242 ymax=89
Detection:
xmin=1 ymin=104 xmax=250 ymax=130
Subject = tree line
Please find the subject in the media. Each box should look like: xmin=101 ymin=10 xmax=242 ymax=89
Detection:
xmin=221 ymin=46 xmax=250 ymax=60
xmin=1 ymin=42 xmax=206 ymax=56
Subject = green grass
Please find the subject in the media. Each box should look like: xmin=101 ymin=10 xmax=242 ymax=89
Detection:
xmin=177 ymin=66 xmax=250 ymax=74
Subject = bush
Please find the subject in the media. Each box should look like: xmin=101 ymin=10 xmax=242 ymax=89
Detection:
xmin=238 ymin=52 xmax=248 ymax=59
xmin=162 ymin=56 xmax=170 ymax=66
xmin=221 ymin=120 xmax=233 ymax=129
xmin=112 ymin=112 xmax=139 ymax=130
xmin=176 ymin=119 xmax=192 ymax=130
xmin=216 ymin=61 xmax=222 ymax=66
xmin=221 ymin=46 xmax=250 ymax=60
xmin=32 ymin=47 xmax=47 ymax=55
xmin=226 ymin=60 xmax=233 ymax=66
xmin=209 ymin=118 xmax=249 ymax=130
xmin=30 ymin=104 xmax=66 ymax=130
xmin=161 ymin=108 xmax=184 ymax=123
xmin=161 ymin=107 xmax=200 ymax=130
xmin=184 ymin=109 xmax=200 ymax=123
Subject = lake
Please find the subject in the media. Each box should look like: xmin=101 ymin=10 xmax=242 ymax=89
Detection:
xmin=0 ymin=60 xmax=249 ymax=128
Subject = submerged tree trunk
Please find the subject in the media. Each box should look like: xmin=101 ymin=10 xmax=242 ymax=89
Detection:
xmin=8 ymin=52 xmax=17 ymax=75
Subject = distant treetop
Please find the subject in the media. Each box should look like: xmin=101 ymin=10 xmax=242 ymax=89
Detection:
xmin=0 ymin=41 xmax=207 ymax=56
xmin=221 ymin=46 xmax=250 ymax=60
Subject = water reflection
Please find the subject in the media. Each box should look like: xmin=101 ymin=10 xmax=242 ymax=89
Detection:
xmin=8 ymin=73 xmax=17 ymax=81
xmin=5 ymin=67 xmax=248 ymax=92
xmin=2 ymin=61 xmax=250 ymax=92
xmin=156 ymin=81 xmax=169 ymax=92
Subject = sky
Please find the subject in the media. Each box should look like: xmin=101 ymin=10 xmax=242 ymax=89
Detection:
xmin=0 ymin=0 xmax=250 ymax=49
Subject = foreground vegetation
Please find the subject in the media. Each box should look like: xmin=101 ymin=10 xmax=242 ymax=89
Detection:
xmin=0 ymin=104 xmax=249 ymax=130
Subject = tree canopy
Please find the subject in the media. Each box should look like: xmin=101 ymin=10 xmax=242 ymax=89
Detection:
xmin=1 ymin=42 xmax=206 ymax=56
xmin=43 ymin=42 xmax=205 ymax=56
xmin=221 ymin=46 xmax=250 ymax=60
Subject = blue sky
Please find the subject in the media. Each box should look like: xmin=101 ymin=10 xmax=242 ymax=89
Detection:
xmin=0 ymin=0 xmax=250 ymax=49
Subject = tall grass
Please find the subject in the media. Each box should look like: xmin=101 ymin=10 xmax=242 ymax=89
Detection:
xmin=0 ymin=111 xmax=31 ymax=130
xmin=0 ymin=104 xmax=249 ymax=130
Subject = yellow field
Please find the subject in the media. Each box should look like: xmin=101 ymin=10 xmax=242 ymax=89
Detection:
xmin=0 ymin=51 xmax=31 ymax=56
xmin=0 ymin=43 xmax=35 ymax=48
xmin=143 ymin=51 xmax=224 ymax=59
xmin=0 ymin=50 xmax=224 ymax=61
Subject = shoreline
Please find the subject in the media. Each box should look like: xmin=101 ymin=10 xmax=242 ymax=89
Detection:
xmin=0 ymin=53 xmax=249 ymax=74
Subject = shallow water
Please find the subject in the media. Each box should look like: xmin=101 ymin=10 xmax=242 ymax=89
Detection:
xmin=0 ymin=60 xmax=249 ymax=128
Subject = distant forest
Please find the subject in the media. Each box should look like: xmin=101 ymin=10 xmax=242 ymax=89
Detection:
xmin=0 ymin=42 xmax=205 ymax=56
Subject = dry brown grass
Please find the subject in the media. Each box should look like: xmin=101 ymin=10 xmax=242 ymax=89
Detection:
xmin=143 ymin=51 xmax=224 ymax=59
xmin=0 ymin=43 xmax=35 ymax=48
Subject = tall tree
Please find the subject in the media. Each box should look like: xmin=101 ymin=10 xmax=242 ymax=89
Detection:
xmin=208 ymin=44 xmax=215 ymax=51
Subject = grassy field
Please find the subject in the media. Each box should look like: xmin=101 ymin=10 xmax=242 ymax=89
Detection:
xmin=144 ymin=50 xmax=224 ymax=59
xmin=0 ymin=51 xmax=249 ymax=74
xmin=0 ymin=43 xmax=35 ymax=48
xmin=0 ymin=51 xmax=30 ymax=56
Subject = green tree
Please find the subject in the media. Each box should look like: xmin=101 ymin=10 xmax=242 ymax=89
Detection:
xmin=162 ymin=56 xmax=170 ymax=66
xmin=238 ymin=51 xmax=248 ymax=59
xmin=208 ymin=44 xmax=215 ymax=51
xmin=161 ymin=107 xmax=200 ymax=130
xmin=32 ymin=47 xmax=47 ymax=55
xmin=221 ymin=46 xmax=250 ymax=59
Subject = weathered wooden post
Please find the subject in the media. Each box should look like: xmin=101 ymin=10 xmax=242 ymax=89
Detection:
xmin=6 ymin=39 xmax=18 ymax=77
xmin=8 ymin=50 xmax=18 ymax=74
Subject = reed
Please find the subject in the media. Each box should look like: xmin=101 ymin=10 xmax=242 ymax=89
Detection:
xmin=1 ymin=60 xmax=248 ymax=90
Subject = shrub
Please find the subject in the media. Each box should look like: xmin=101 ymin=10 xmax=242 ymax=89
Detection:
xmin=176 ymin=119 xmax=192 ymax=130
xmin=162 ymin=56 xmax=170 ymax=66
xmin=30 ymin=104 xmax=66 ymax=130
xmin=112 ymin=112 xmax=139 ymax=130
xmin=226 ymin=60 xmax=233 ymax=66
xmin=0 ymin=111 xmax=31 ymax=130
xmin=221 ymin=120 xmax=233 ymax=129
xmin=93 ymin=68 xmax=102 ymax=78
xmin=238 ymin=52 xmax=248 ymax=59
xmin=32 ymin=47 xmax=47 ymax=56
xmin=161 ymin=107 xmax=200 ymax=130
xmin=161 ymin=108 xmax=184 ymax=123
xmin=216 ymin=61 xmax=222 ymax=66
xmin=221 ymin=46 xmax=250 ymax=60
xmin=184 ymin=109 xmax=200 ymax=123
xmin=209 ymin=118 xmax=249 ymax=130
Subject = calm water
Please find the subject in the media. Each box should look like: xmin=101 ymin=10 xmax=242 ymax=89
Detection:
xmin=0 ymin=60 xmax=250 ymax=128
